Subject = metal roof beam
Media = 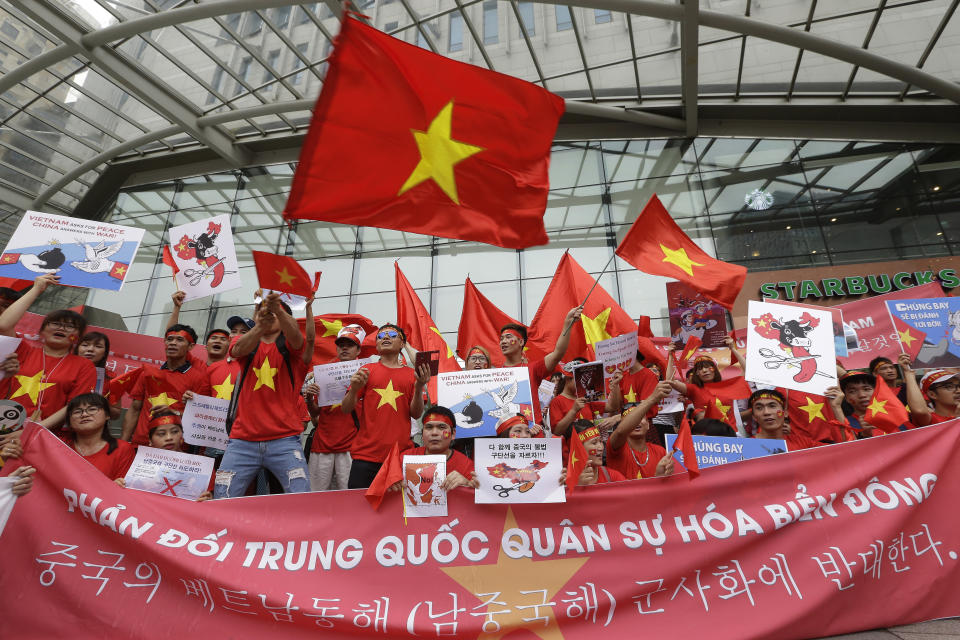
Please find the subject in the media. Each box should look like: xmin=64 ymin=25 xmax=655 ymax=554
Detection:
xmin=680 ymin=0 xmax=699 ymax=136
xmin=10 ymin=0 xmax=251 ymax=168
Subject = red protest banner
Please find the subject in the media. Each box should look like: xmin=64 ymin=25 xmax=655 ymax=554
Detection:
xmin=3 ymin=420 xmax=960 ymax=639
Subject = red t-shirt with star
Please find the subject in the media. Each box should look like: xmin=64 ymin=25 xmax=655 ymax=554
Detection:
xmin=606 ymin=440 xmax=669 ymax=479
xmin=130 ymin=362 xmax=212 ymax=446
xmin=618 ymin=367 xmax=660 ymax=417
xmin=312 ymin=405 xmax=358 ymax=454
xmin=76 ymin=439 xmax=136 ymax=481
xmin=230 ymin=340 xmax=309 ymax=442
xmin=549 ymin=394 xmax=595 ymax=429
xmin=594 ymin=466 xmax=627 ymax=484
xmin=1 ymin=342 xmax=97 ymax=421
xmin=207 ymin=359 xmax=242 ymax=400
xmin=401 ymin=446 xmax=475 ymax=477
xmin=351 ymin=361 xmax=417 ymax=463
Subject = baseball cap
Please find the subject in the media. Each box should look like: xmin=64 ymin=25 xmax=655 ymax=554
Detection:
xmin=335 ymin=324 xmax=366 ymax=347
xmin=226 ymin=315 xmax=254 ymax=330
xmin=920 ymin=369 xmax=959 ymax=397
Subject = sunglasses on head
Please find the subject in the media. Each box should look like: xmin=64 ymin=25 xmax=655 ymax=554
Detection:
xmin=377 ymin=330 xmax=399 ymax=340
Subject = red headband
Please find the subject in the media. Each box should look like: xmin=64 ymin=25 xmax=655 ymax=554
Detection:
xmin=693 ymin=355 xmax=716 ymax=367
xmin=165 ymin=330 xmax=195 ymax=345
xmin=501 ymin=329 xmax=523 ymax=341
xmin=751 ymin=392 xmax=784 ymax=408
xmin=423 ymin=412 xmax=454 ymax=428
xmin=148 ymin=414 xmax=180 ymax=431
xmin=577 ymin=426 xmax=601 ymax=443
xmin=467 ymin=347 xmax=487 ymax=359
xmin=496 ymin=415 xmax=526 ymax=435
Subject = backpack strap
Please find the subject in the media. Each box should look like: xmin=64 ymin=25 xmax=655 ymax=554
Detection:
xmin=225 ymin=343 xmax=257 ymax=436
xmin=599 ymin=466 xmax=611 ymax=482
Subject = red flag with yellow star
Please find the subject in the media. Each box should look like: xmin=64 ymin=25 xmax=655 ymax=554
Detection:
xmin=395 ymin=263 xmax=461 ymax=396
xmin=783 ymin=388 xmax=832 ymax=442
xmin=616 ymin=194 xmax=747 ymax=309
xmin=890 ymin=314 xmax=926 ymax=360
xmin=366 ymin=443 xmax=403 ymax=510
xmin=283 ymin=17 xmax=564 ymax=249
xmin=297 ymin=313 xmax=379 ymax=365
xmin=704 ymin=396 xmax=737 ymax=428
xmin=528 ymin=253 xmax=637 ymax=362
xmin=671 ymin=414 xmax=700 ymax=478
xmin=252 ymin=251 xmax=315 ymax=297
xmin=864 ymin=380 xmax=910 ymax=433
xmin=677 ymin=335 xmax=702 ymax=368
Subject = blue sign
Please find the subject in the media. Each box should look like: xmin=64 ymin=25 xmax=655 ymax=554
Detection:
xmin=664 ymin=434 xmax=787 ymax=469
xmin=886 ymin=298 xmax=960 ymax=368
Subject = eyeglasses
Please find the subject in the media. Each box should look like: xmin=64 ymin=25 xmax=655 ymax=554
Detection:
xmin=70 ymin=406 xmax=102 ymax=417
xmin=466 ymin=355 xmax=488 ymax=363
xmin=46 ymin=321 xmax=79 ymax=331
xmin=934 ymin=382 xmax=960 ymax=392
xmin=377 ymin=330 xmax=399 ymax=340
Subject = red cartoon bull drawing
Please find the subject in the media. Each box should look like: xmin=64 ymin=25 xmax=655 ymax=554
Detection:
xmin=167 ymin=214 xmax=241 ymax=301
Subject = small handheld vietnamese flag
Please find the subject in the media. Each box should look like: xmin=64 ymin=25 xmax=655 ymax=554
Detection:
xmin=677 ymin=336 xmax=703 ymax=368
xmin=566 ymin=428 xmax=590 ymax=494
xmin=890 ymin=314 xmax=926 ymax=360
xmin=616 ymin=195 xmax=747 ymax=309
xmin=864 ymin=381 xmax=910 ymax=433
xmin=366 ymin=443 xmax=403 ymax=510
xmin=671 ymin=414 xmax=700 ymax=478
xmin=161 ymin=245 xmax=180 ymax=274
xmin=252 ymin=251 xmax=315 ymax=297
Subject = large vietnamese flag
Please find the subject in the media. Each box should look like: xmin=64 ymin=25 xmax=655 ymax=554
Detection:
xmin=283 ymin=17 xmax=564 ymax=249
xmin=616 ymin=194 xmax=747 ymax=309
xmin=297 ymin=313 xmax=379 ymax=364
xmin=395 ymin=263 xmax=460 ymax=397
xmin=528 ymin=253 xmax=637 ymax=362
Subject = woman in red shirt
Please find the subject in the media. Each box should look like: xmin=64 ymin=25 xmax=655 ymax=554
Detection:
xmin=572 ymin=420 xmax=625 ymax=485
xmin=63 ymin=393 xmax=135 ymax=481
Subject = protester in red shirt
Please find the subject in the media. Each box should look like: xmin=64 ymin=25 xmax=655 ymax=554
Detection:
xmin=498 ymin=305 xmax=583 ymax=426
xmin=665 ymin=338 xmax=749 ymax=423
xmin=74 ymin=331 xmax=122 ymax=420
xmin=495 ymin=414 xmax=535 ymax=438
xmin=343 ymin=323 xmax=430 ymax=489
xmin=549 ymin=358 xmax=597 ymax=437
xmin=121 ymin=324 xmax=212 ymax=446
xmin=827 ymin=372 xmax=902 ymax=438
xmin=63 ymin=393 xmax=135 ymax=481
xmin=305 ymin=324 xmax=366 ymax=491
xmin=399 ymin=405 xmax=476 ymax=490
xmin=0 ymin=274 xmax=97 ymax=431
xmin=214 ymin=293 xmax=311 ymax=498
xmin=901 ymin=354 xmax=960 ymax=425
xmin=166 ymin=291 xmax=231 ymax=366
xmin=464 ymin=345 xmax=492 ymax=370
xmin=751 ymin=389 xmax=820 ymax=451
xmin=606 ymin=381 xmax=676 ymax=480
xmin=870 ymin=356 xmax=902 ymax=395
xmin=572 ymin=419 xmax=626 ymax=485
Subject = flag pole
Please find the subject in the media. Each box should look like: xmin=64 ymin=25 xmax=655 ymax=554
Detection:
xmin=580 ymin=253 xmax=617 ymax=308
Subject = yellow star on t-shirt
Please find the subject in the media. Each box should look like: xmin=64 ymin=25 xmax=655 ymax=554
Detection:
xmin=429 ymin=327 xmax=454 ymax=359
xmin=373 ymin=379 xmax=404 ymax=411
xmin=398 ymin=101 xmax=484 ymax=204
xmin=623 ymin=386 xmax=638 ymax=404
xmin=660 ymin=244 xmax=704 ymax=277
xmin=715 ymin=397 xmax=731 ymax=420
xmin=898 ymin=328 xmax=917 ymax=349
xmin=212 ymin=374 xmax=235 ymax=400
xmin=11 ymin=370 xmax=55 ymax=405
xmin=148 ymin=392 xmax=175 ymax=409
xmin=797 ymin=396 xmax=826 ymax=423
xmin=581 ymin=308 xmax=612 ymax=347
xmin=320 ymin=318 xmax=343 ymax=338
xmin=867 ymin=398 xmax=888 ymax=415
xmin=253 ymin=356 xmax=278 ymax=391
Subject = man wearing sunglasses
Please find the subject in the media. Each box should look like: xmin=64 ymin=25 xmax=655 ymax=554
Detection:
xmin=342 ymin=323 xmax=431 ymax=489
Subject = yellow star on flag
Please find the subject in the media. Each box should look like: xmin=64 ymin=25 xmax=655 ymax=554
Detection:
xmin=373 ymin=379 xmax=404 ymax=411
xmin=867 ymin=398 xmax=888 ymax=415
xmin=148 ymin=392 xmax=175 ymax=409
xmin=275 ymin=267 xmax=296 ymax=287
xmin=797 ymin=396 xmax=825 ymax=423
xmin=398 ymin=101 xmax=484 ymax=204
xmin=113 ymin=265 xmax=126 ymax=275
xmin=429 ymin=326 xmax=454 ymax=358
xmin=756 ymin=318 xmax=767 ymax=329
xmin=11 ymin=371 xmax=55 ymax=405
xmin=660 ymin=244 xmax=704 ymax=278
xmin=320 ymin=318 xmax=343 ymax=338
xmin=441 ymin=509 xmax=589 ymax=640
xmin=898 ymin=328 xmax=917 ymax=349
xmin=623 ymin=386 xmax=638 ymax=404
xmin=253 ymin=356 xmax=278 ymax=391
xmin=581 ymin=308 xmax=613 ymax=347
xmin=176 ymin=242 xmax=187 ymax=252
xmin=715 ymin=397 xmax=731 ymax=420
xmin=212 ymin=374 xmax=235 ymax=400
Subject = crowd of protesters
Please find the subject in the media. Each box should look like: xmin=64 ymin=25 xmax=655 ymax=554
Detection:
xmin=1 ymin=272 xmax=959 ymax=501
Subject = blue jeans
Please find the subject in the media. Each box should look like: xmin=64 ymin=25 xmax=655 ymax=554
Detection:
xmin=214 ymin=436 xmax=310 ymax=498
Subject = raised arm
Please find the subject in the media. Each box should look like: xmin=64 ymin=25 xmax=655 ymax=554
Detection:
xmin=410 ymin=364 xmax=430 ymax=420
xmin=543 ymin=306 xmax=584 ymax=373
xmin=0 ymin=275 xmax=57 ymax=336
xmin=898 ymin=354 xmax=930 ymax=425
xmin=164 ymin=291 xmax=185 ymax=334
xmin=268 ymin=293 xmax=304 ymax=351
xmin=341 ymin=366 xmax=369 ymax=415
xmin=230 ymin=308 xmax=266 ymax=360
xmin=608 ymin=381 xmax=671 ymax=451
xmin=724 ymin=336 xmax=747 ymax=370
xmin=663 ymin=343 xmax=688 ymax=394
xmin=302 ymin=291 xmax=316 ymax=366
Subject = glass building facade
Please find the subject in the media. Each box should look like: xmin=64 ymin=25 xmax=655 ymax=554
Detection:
xmin=79 ymin=136 xmax=958 ymax=348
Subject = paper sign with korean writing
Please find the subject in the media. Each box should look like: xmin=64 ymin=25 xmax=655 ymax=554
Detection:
xmin=885 ymin=297 xmax=960 ymax=368
xmin=474 ymin=437 xmax=564 ymax=504
xmin=168 ymin=214 xmax=242 ymax=301
xmin=438 ymin=367 xmax=534 ymax=438
xmin=0 ymin=211 xmax=143 ymax=291
xmin=746 ymin=299 xmax=838 ymax=395
xmin=594 ymin=332 xmax=637 ymax=379
xmin=665 ymin=434 xmax=787 ymax=469
xmin=123 ymin=447 xmax=213 ymax=501
xmin=402 ymin=454 xmax=447 ymax=518
xmin=181 ymin=395 xmax=230 ymax=450
xmin=312 ymin=356 xmax=378 ymax=407
xmin=657 ymin=389 xmax=685 ymax=414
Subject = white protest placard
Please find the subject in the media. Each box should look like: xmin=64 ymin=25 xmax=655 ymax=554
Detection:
xmin=537 ymin=379 xmax=556 ymax=421
xmin=312 ymin=356 xmax=378 ymax=407
xmin=181 ymin=394 xmax=230 ymax=449
xmin=0 ymin=336 xmax=20 ymax=380
xmin=474 ymin=438 xmax=564 ymax=504
xmin=0 ymin=476 xmax=18 ymax=534
xmin=401 ymin=454 xmax=447 ymax=518
xmin=256 ymin=289 xmax=307 ymax=311
xmin=594 ymin=332 xmax=637 ymax=379
xmin=167 ymin=214 xmax=242 ymax=301
xmin=657 ymin=389 xmax=685 ymax=414
xmin=0 ymin=211 xmax=144 ymax=291
xmin=746 ymin=299 xmax=838 ymax=395
xmin=438 ymin=367 xmax=534 ymax=438
xmin=123 ymin=447 xmax=213 ymax=501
